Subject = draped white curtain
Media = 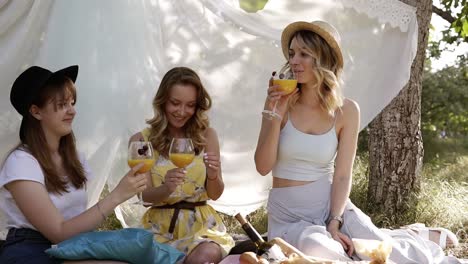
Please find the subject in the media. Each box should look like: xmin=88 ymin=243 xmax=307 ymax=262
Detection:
xmin=0 ymin=0 xmax=417 ymax=234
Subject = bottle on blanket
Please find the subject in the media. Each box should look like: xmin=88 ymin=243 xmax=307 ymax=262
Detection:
xmin=235 ymin=213 xmax=287 ymax=263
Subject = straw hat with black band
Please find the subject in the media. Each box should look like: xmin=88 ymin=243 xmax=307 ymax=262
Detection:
xmin=10 ymin=65 xmax=79 ymax=141
xmin=281 ymin=21 xmax=343 ymax=70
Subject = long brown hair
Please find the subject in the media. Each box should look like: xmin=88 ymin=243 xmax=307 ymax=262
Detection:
xmin=146 ymin=67 xmax=212 ymax=158
xmin=288 ymin=30 xmax=343 ymax=114
xmin=18 ymin=76 xmax=86 ymax=194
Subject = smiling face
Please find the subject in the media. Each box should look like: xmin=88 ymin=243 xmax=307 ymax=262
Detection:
xmin=29 ymin=78 xmax=77 ymax=140
xmin=288 ymin=35 xmax=317 ymax=85
xmin=165 ymin=83 xmax=197 ymax=130
xmin=31 ymin=86 xmax=76 ymax=138
xmin=149 ymin=67 xmax=212 ymax=156
xmin=39 ymin=94 xmax=76 ymax=138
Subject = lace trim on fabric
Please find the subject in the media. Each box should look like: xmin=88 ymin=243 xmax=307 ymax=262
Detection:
xmin=339 ymin=0 xmax=416 ymax=32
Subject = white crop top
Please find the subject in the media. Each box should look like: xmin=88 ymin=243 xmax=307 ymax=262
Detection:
xmin=0 ymin=149 xmax=92 ymax=230
xmin=272 ymin=117 xmax=338 ymax=181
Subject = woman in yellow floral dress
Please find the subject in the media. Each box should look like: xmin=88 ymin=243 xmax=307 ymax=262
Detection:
xmin=129 ymin=67 xmax=234 ymax=264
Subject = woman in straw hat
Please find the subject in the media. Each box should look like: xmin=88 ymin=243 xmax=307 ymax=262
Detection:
xmin=0 ymin=65 xmax=147 ymax=264
xmin=254 ymin=21 xmax=458 ymax=263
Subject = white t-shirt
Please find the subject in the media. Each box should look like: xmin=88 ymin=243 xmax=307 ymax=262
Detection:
xmin=0 ymin=149 xmax=93 ymax=230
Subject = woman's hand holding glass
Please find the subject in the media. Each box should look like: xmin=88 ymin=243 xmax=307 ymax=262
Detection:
xmin=127 ymin=141 xmax=155 ymax=205
xmin=262 ymin=68 xmax=298 ymax=121
xmin=168 ymin=138 xmax=195 ymax=197
xmin=163 ymin=168 xmax=186 ymax=194
xmin=113 ymin=162 xmax=148 ymax=203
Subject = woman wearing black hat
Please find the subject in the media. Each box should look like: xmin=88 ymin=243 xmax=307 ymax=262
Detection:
xmin=0 ymin=66 xmax=147 ymax=264
xmin=254 ymin=21 xmax=458 ymax=263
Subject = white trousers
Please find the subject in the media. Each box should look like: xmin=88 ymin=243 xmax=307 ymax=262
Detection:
xmin=267 ymin=177 xmax=458 ymax=264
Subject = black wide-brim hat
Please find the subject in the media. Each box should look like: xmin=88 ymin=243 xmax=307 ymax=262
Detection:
xmin=11 ymin=65 xmax=79 ymax=116
xmin=10 ymin=65 xmax=79 ymax=141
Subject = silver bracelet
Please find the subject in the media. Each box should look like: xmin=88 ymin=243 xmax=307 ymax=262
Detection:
xmin=261 ymin=110 xmax=282 ymax=121
xmin=96 ymin=202 xmax=106 ymax=220
xmin=327 ymin=215 xmax=343 ymax=228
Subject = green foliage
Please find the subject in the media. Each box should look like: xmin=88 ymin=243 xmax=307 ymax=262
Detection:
xmin=439 ymin=0 xmax=468 ymax=44
xmin=421 ymin=55 xmax=468 ymax=143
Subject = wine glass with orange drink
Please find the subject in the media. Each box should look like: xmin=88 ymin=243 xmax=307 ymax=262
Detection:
xmin=168 ymin=138 xmax=195 ymax=198
xmin=128 ymin=141 xmax=155 ymax=205
xmin=262 ymin=65 xmax=297 ymax=120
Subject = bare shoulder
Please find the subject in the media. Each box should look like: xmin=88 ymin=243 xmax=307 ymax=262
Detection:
xmin=336 ymin=98 xmax=360 ymax=133
xmin=203 ymin=127 xmax=220 ymax=152
xmin=341 ymin=98 xmax=360 ymax=116
xmin=338 ymin=98 xmax=360 ymax=119
xmin=129 ymin=132 xmax=144 ymax=143
xmin=204 ymin=127 xmax=219 ymax=141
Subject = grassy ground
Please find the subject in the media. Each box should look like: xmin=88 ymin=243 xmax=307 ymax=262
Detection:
xmin=99 ymin=137 xmax=468 ymax=258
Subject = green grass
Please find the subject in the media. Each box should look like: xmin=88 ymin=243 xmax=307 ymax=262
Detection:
xmin=350 ymin=153 xmax=468 ymax=258
xmin=219 ymin=207 xmax=269 ymax=236
xmin=423 ymin=136 xmax=468 ymax=167
xmin=97 ymin=212 xmax=122 ymax=231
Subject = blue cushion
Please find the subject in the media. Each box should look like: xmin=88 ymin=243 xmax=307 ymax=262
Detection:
xmin=45 ymin=228 xmax=184 ymax=264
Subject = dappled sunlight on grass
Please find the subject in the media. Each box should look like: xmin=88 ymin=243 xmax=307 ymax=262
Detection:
xmin=423 ymin=155 xmax=468 ymax=183
xmin=418 ymin=156 xmax=468 ymax=258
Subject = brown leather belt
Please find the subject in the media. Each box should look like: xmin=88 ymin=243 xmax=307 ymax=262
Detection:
xmin=152 ymin=201 xmax=207 ymax=234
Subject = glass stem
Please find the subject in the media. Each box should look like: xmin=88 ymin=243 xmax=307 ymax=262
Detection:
xmin=272 ymin=101 xmax=278 ymax=115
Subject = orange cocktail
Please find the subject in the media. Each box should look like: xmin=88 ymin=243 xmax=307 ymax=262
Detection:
xmin=127 ymin=159 xmax=155 ymax=173
xmin=273 ymin=79 xmax=297 ymax=94
xmin=169 ymin=153 xmax=195 ymax=168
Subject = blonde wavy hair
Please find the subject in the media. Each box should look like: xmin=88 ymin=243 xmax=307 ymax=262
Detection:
xmin=146 ymin=67 xmax=212 ymax=158
xmin=287 ymin=31 xmax=344 ymax=114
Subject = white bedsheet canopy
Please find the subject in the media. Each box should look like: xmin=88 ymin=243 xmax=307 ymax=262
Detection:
xmin=0 ymin=0 xmax=417 ymax=235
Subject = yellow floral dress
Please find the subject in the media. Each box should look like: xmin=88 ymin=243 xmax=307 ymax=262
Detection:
xmin=140 ymin=128 xmax=234 ymax=256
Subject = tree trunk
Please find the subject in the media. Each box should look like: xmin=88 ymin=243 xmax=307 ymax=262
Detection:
xmin=367 ymin=0 xmax=431 ymax=219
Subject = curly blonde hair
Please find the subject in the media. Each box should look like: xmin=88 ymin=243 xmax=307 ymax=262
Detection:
xmin=287 ymin=31 xmax=343 ymax=114
xmin=146 ymin=67 xmax=212 ymax=158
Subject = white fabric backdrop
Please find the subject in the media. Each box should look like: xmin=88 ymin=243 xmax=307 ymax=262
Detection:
xmin=0 ymin=0 xmax=417 ymax=233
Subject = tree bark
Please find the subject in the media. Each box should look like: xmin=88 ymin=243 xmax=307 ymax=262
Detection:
xmin=367 ymin=0 xmax=431 ymax=219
